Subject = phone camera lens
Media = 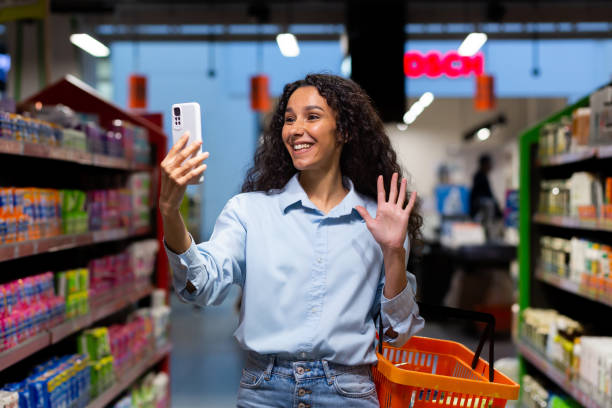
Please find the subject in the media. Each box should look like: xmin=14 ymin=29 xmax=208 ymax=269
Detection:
xmin=173 ymin=107 xmax=181 ymax=116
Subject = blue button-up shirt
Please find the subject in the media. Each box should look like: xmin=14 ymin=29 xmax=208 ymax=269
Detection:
xmin=166 ymin=174 xmax=424 ymax=365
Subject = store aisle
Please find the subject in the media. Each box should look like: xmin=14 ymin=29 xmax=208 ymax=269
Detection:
xmin=170 ymin=287 xmax=245 ymax=408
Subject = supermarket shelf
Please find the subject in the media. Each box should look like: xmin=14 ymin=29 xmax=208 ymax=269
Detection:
xmin=50 ymin=283 xmax=155 ymax=344
xmin=538 ymin=144 xmax=612 ymax=167
xmin=535 ymin=269 xmax=612 ymax=309
xmin=533 ymin=213 xmax=612 ymax=232
xmin=0 ymin=138 xmax=153 ymax=171
xmin=0 ymin=227 xmax=152 ymax=263
xmin=538 ymin=147 xmax=597 ymax=166
xmin=0 ymin=332 xmax=51 ymax=372
xmin=0 ymin=283 xmax=154 ymax=371
xmin=516 ymin=337 xmax=604 ymax=408
xmin=87 ymin=343 xmax=172 ymax=408
xmin=596 ymin=144 xmax=612 ymax=159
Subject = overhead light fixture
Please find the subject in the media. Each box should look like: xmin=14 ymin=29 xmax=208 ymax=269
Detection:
xmin=341 ymin=55 xmax=352 ymax=78
xmin=458 ymin=32 xmax=487 ymax=57
xmin=70 ymin=33 xmax=110 ymax=57
xmin=402 ymin=92 xmax=435 ymax=125
xmin=476 ymin=127 xmax=491 ymax=141
xmin=396 ymin=123 xmax=408 ymax=131
xmin=419 ymin=92 xmax=434 ymax=107
xmin=463 ymin=114 xmax=506 ymax=142
xmin=276 ymin=33 xmax=300 ymax=57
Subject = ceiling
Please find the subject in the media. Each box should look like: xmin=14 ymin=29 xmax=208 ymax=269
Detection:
xmin=47 ymin=1 xmax=612 ymax=41
xmin=52 ymin=1 xmax=612 ymax=24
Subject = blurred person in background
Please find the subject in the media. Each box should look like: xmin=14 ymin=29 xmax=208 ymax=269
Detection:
xmin=469 ymin=153 xmax=502 ymax=221
xmin=159 ymin=74 xmax=424 ymax=407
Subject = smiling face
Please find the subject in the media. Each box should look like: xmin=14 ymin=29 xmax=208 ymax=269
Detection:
xmin=282 ymin=86 xmax=343 ymax=174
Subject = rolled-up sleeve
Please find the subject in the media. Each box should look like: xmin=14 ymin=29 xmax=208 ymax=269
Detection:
xmin=164 ymin=196 xmax=246 ymax=306
xmin=381 ymin=272 xmax=424 ymax=345
xmin=378 ymin=234 xmax=424 ymax=345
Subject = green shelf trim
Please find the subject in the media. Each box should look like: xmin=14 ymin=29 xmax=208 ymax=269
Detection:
xmin=517 ymin=95 xmax=589 ymax=384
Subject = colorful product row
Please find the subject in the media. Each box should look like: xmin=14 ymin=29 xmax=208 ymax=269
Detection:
xmin=540 ymin=235 xmax=612 ymax=301
xmin=77 ymin=327 xmax=115 ymax=399
xmin=88 ymin=239 xmax=158 ymax=296
xmin=112 ymin=371 xmax=169 ymax=408
xmin=521 ymin=374 xmax=580 ymax=408
xmin=1 ymin=354 xmax=91 ymax=408
xmin=0 ymin=110 xmax=152 ymax=165
xmin=0 ymin=112 xmax=63 ymax=147
xmin=522 ymin=308 xmax=612 ymax=403
xmin=1 ymin=272 xmax=65 ymax=353
xmin=56 ymin=269 xmax=90 ymax=320
xmin=538 ymin=173 xmax=612 ymax=220
xmin=0 ymin=188 xmax=62 ymax=244
xmin=0 ymin=177 xmax=153 ymax=244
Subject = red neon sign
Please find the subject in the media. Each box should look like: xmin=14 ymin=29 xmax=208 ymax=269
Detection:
xmin=404 ymin=51 xmax=484 ymax=78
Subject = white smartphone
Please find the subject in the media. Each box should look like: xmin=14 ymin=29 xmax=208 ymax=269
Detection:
xmin=172 ymin=102 xmax=204 ymax=184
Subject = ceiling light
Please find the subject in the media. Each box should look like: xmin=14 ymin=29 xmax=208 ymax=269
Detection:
xmin=419 ymin=92 xmax=434 ymax=107
xmin=411 ymin=103 xmax=425 ymax=116
xmin=341 ymin=55 xmax=352 ymax=78
xmin=552 ymin=187 xmax=560 ymax=195
xmin=70 ymin=33 xmax=110 ymax=57
xmin=458 ymin=32 xmax=487 ymax=57
xmin=396 ymin=123 xmax=408 ymax=131
xmin=276 ymin=33 xmax=300 ymax=57
xmin=0 ymin=54 xmax=10 ymax=71
xmin=476 ymin=127 xmax=491 ymax=141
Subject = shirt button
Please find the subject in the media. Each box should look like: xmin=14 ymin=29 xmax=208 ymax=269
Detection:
xmin=298 ymin=389 xmax=306 ymax=397
xmin=298 ymin=403 xmax=306 ymax=408
xmin=316 ymin=257 xmax=322 ymax=264
xmin=296 ymin=366 xmax=305 ymax=375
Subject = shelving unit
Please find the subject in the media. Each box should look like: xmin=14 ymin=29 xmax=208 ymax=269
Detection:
xmin=0 ymin=138 xmax=154 ymax=171
xmin=87 ymin=343 xmax=172 ymax=408
xmin=0 ymin=282 xmax=154 ymax=371
xmin=537 ymin=147 xmax=597 ymax=166
xmin=0 ymin=332 xmax=51 ymax=372
xmin=518 ymin=93 xmax=612 ymax=405
xmin=515 ymin=338 xmax=602 ymax=408
xmin=533 ymin=213 xmax=611 ymax=232
xmin=537 ymin=144 xmax=612 ymax=167
xmin=535 ymin=269 xmax=612 ymax=308
xmin=0 ymin=227 xmax=151 ymax=262
xmin=0 ymin=75 xmax=170 ymax=405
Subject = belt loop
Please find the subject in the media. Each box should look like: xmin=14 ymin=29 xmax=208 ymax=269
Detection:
xmin=264 ymin=355 xmax=274 ymax=381
xmin=321 ymin=360 xmax=334 ymax=385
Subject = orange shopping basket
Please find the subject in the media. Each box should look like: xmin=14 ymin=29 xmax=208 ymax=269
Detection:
xmin=373 ymin=303 xmax=519 ymax=407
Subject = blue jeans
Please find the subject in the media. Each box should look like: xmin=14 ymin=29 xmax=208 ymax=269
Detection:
xmin=236 ymin=352 xmax=380 ymax=408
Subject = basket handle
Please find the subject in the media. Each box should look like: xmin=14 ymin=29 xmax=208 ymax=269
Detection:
xmin=377 ymin=302 xmax=496 ymax=382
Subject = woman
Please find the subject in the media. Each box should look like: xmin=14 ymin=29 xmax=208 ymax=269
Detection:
xmin=160 ymin=74 xmax=424 ymax=407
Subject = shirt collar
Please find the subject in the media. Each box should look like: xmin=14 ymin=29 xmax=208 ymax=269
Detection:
xmin=278 ymin=173 xmax=368 ymax=217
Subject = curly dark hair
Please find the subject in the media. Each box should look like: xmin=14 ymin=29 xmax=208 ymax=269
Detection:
xmin=241 ymin=73 xmax=423 ymax=251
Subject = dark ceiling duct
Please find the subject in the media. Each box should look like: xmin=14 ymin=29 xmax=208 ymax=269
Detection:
xmin=347 ymin=0 xmax=405 ymax=123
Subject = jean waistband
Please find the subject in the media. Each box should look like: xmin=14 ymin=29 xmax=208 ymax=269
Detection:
xmin=245 ymin=351 xmax=371 ymax=384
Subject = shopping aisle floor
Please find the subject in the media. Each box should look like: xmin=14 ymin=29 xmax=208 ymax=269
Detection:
xmin=170 ymin=287 xmax=245 ymax=408
xmin=169 ymin=290 xmax=516 ymax=407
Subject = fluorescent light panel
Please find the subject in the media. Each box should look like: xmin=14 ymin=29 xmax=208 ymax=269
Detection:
xmin=276 ymin=33 xmax=300 ymax=57
xmin=458 ymin=32 xmax=487 ymax=56
xmin=402 ymin=92 xmax=435 ymax=125
xmin=70 ymin=33 xmax=110 ymax=57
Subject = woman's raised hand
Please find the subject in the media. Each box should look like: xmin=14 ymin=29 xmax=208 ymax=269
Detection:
xmin=159 ymin=133 xmax=209 ymax=216
xmin=355 ymin=173 xmax=417 ymax=252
